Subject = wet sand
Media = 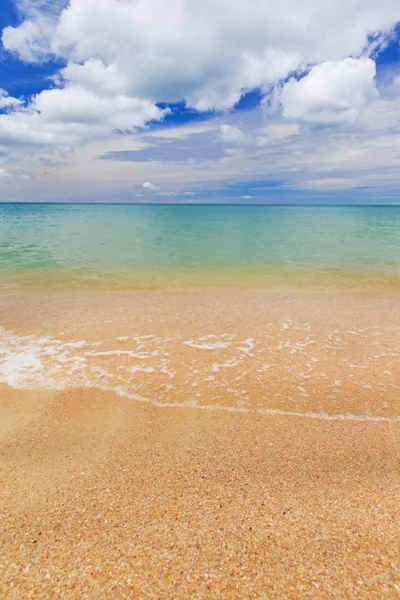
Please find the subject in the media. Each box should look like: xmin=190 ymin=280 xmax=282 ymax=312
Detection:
xmin=0 ymin=290 xmax=400 ymax=598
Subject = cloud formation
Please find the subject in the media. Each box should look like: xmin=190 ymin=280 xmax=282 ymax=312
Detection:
xmin=0 ymin=89 xmax=22 ymax=110
xmin=0 ymin=168 xmax=31 ymax=180
xmin=275 ymin=58 xmax=378 ymax=125
xmin=142 ymin=181 xmax=158 ymax=191
xmin=0 ymin=0 xmax=399 ymax=153
xmin=1 ymin=0 xmax=400 ymax=200
xmin=0 ymin=82 xmax=167 ymax=148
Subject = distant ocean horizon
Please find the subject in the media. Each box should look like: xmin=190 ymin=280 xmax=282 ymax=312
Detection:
xmin=1 ymin=203 xmax=399 ymax=291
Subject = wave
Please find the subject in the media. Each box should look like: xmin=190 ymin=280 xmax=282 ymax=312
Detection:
xmin=1 ymin=325 xmax=399 ymax=423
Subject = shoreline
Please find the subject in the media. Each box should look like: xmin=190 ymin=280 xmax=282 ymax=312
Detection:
xmin=1 ymin=267 xmax=400 ymax=295
xmin=0 ymin=289 xmax=399 ymax=418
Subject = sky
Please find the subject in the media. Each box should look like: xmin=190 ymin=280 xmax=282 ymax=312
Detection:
xmin=1 ymin=1 xmax=400 ymax=203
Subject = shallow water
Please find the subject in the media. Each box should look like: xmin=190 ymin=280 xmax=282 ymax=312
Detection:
xmin=1 ymin=204 xmax=399 ymax=290
xmin=0 ymin=291 xmax=399 ymax=421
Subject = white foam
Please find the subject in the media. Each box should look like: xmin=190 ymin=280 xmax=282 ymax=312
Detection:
xmin=239 ymin=338 xmax=255 ymax=355
xmin=128 ymin=365 xmax=155 ymax=374
xmin=1 ymin=325 xmax=399 ymax=424
xmin=258 ymin=408 xmax=400 ymax=423
xmin=211 ymin=358 xmax=241 ymax=372
xmin=184 ymin=334 xmax=233 ymax=350
xmin=0 ymin=353 xmax=42 ymax=388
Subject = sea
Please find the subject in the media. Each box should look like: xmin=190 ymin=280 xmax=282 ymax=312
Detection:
xmin=0 ymin=203 xmax=399 ymax=291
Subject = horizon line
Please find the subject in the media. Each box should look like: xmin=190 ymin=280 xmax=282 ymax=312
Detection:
xmin=0 ymin=202 xmax=400 ymax=207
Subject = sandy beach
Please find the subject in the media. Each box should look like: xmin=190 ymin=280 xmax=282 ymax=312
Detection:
xmin=1 ymin=290 xmax=399 ymax=598
xmin=1 ymin=0 xmax=400 ymax=592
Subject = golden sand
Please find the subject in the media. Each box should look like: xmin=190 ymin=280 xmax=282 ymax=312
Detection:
xmin=0 ymin=290 xmax=399 ymax=598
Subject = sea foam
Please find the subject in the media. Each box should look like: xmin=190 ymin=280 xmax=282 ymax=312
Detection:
xmin=0 ymin=326 xmax=399 ymax=423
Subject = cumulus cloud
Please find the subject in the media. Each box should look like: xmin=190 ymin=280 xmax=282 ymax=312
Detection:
xmin=3 ymin=0 xmax=400 ymax=109
xmin=0 ymin=89 xmax=22 ymax=110
xmin=0 ymin=86 xmax=167 ymax=147
xmin=275 ymin=58 xmax=378 ymax=125
xmin=2 ymin=0 xmax=67 ymax=62
xmin=2 ymin=18 xmax=53 ymax=63
xmin=0 ymin=0 xmax=399 ymax=163
xmin=142 ymin=181 xmax=158 ymax=191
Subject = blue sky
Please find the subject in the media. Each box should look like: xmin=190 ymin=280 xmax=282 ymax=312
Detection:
xmin=1 ymin=0 xmax=400 ymax=203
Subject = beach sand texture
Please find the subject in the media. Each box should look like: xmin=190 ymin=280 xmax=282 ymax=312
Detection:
xmin=0 ymin=291 xmax=399 ymax=598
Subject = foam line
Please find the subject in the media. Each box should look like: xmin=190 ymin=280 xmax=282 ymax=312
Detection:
xmin=1 ymin=325 xmax=400 ymax=423
xmin=97 ymin=386 xmax=400 ymax=423
xmin=257 ymin=408 xmax=400 ymax=422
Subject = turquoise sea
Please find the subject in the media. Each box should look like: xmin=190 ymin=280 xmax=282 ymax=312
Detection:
xmin=0 ymin=203 xmax=399 ymax=291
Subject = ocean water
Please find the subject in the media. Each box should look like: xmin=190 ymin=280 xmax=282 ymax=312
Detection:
xmin=0 ymin=203 xmax=399 ymax=290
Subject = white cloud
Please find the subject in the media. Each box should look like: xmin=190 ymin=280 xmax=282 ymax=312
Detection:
xmin=242 ymin=195 xmax=252 ymax=199
xmin=2 ymin=0 xmax=400 ymax=116
xmin=142 ymin=181 xmax=158 ymax=191
xmin=0 ymin=169 xmax=31 ymax=181
xmin=0 ymin=169 xmax=14 ymax=180
xmin=0 ymin=86 xmax=167 ymax=147
xmin=219 ymin=124 xmax=247 ymax=145
xmin=1 ymin=0 xmax=400 ymax=197
xmin=3 ymin=101 xmax=400 ymax=201
xmin=2 ymin=0 xmax=67 ymax=62
xmin=34 ymin=86 xmax=164 ymax=132
xmin=2 ymin=20 xmax=49 ymax=62
xmin=275 ymin=58 xmax=378 ymax=125
xmin=0 ymin=89 xmax=22 ymax=110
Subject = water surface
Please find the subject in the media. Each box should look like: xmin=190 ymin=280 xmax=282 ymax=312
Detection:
xmin=1 ymin=204 xmax=399 ymax=290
